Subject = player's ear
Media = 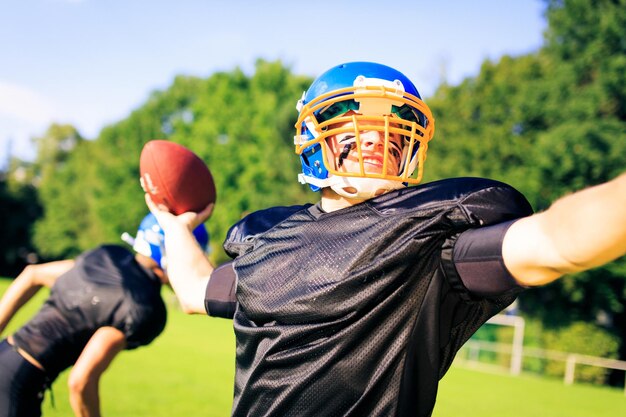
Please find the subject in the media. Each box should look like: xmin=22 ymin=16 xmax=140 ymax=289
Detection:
xmin=197 ymin=203 xmax=215 ymax=223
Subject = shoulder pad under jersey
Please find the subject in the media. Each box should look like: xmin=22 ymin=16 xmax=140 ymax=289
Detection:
xmin=367 ymin=177 xmax=533 ymax=227
xmin=224 ymin=204 xmax=313 ymax=258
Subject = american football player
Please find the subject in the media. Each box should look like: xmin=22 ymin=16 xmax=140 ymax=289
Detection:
xmin=0 ymin=213 xmax=209 ymax=417
xmin=147 ymin=62 xmax=626 ymax=417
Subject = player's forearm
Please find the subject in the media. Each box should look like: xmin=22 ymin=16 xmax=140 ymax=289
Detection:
xmin=69 ymin=381 xmax=101 ymax=417
xmin=0 ymin=266 xmax=42 ymax=335
xmin=506 ymin=173 xmax=626 ymax=286
xmin=540 ymin=172 xmax=626 ymax=272
xmin=163 ymin=221 xmax=214 ymax=314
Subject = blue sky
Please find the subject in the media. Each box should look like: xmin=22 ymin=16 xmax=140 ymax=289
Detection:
xmin=0 ymin=0 xmax=547 ymax=165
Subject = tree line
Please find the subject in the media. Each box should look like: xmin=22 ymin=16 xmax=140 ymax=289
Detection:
xmin=1 ymin=0 xmax=625 ymax=379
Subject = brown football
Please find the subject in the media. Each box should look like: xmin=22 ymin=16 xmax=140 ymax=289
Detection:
xmin=139 ymin=140 xmax=216 ymax=215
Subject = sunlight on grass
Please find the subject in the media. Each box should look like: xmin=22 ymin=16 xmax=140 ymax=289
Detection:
xmin=436 ymin=365 xmax=626 ymax=417
xmin=2 ymin=279 xmax=625 ymax=417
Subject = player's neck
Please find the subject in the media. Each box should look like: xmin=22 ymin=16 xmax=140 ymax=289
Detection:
xmin=320 ymin=188 xmax=366 ymax=212
xmin=135 ymin=254 xmax=168 ymax=284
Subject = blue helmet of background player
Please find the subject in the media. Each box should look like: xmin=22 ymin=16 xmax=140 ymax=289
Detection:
xmin=123 ymin=213 xmax=209 ymax=270
xmin=294 ymin=61 xmax=436 ymax=199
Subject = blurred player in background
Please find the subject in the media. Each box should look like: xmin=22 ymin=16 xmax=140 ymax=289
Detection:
xmin=147 ymin=62 xmax=626 ymax=417
xmin=0 ymin=213 xmax=209 ymax=417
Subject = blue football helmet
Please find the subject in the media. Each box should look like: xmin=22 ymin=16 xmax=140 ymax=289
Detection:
xmin=122 ymin=213 xmax=210 ymax=270
xmin=294 ymin=62 xmax=435 ymax=199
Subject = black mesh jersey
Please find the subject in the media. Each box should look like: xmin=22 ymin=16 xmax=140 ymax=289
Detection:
xmin=12 ymin=245 xmax=166 ymax=380
xmin=223 ymin=177 xmax=533 ymax=417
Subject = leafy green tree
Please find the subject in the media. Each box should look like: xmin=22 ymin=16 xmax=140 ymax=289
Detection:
xmin=31 ymin=125 xmax=91 ymax=258
xmin=520 ymin=0 xmax=626 ymax=343
xmin=32 ymin=124 xmax=83 ymax=184
xmin=425 ymin=54 xmax=547 ymax=191
xmin=0 ymin=170 xmax=41 ymax=276
xmin=0 ymin=124 xmax=81 ymax=273
xmin=31 ymin=61 xmax=314 ymax=264
xmin=170 ymin=60 xmax=314 ymax=262
xmin=426 ymin=0 xmax=626 ymax=359
xmin=543 ymin=322 xmax=619 ymax=384
xmin=86 ymin=75 xmax=207 ymax=247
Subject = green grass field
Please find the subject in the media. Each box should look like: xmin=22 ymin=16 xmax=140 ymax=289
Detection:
xmin=1 ymin=278 xmax=625 ymax=416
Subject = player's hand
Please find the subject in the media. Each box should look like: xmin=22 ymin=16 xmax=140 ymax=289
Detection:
xmin=145 ymin=194 xmax=214 ymax=232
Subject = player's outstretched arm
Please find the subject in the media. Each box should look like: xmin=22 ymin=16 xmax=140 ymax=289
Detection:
xmin=68 ymin=326 xmax=126 ymax=417
xmin=145 ymin=194 xmax=215 ymax=314
xmin=0 ymin=260 xmax=74 ymax=335
xmin=503 ymin=172 xmax=626 ymax=286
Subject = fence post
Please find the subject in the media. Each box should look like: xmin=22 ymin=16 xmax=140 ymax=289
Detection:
xmin=485 ymin=314 xmax=525 ymax=376
xmin=510 ymin=317 xmax=524 ymax=376
xmin=564 ymin=355 xmax=576 ymax=385
xmin=469 ymin=344 xmax=479 ymax=362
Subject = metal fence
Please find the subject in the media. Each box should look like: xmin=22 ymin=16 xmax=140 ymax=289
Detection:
xmin=456 ymin=315 xmax=626 ymax=395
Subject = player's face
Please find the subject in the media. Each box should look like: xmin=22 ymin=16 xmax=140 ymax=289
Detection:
xmin=326 ymin=113 xmax=404 ymax=176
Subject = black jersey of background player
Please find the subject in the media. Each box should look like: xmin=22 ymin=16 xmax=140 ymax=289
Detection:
xmin=223 ymin=177 xmax=533 ymax=417
xmin=11 ymin=245 xmax=166 ymax=381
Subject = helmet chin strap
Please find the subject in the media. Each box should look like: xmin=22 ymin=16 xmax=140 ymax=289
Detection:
xmin=329 ymin=176 xmax=405 ymax=199
xmin=298 ymin=173 xmax=405 ymax=200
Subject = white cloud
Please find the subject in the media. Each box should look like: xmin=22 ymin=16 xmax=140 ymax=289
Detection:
xmin=0 ymin=118 xmax=39 ymax=164
xmin=0 ymin=82 xmax=60 ymax=125
xmin=0 ymin=81 xmax=111 ymax=164
xmin=0 ymin=82 xmax=69 ymax=164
